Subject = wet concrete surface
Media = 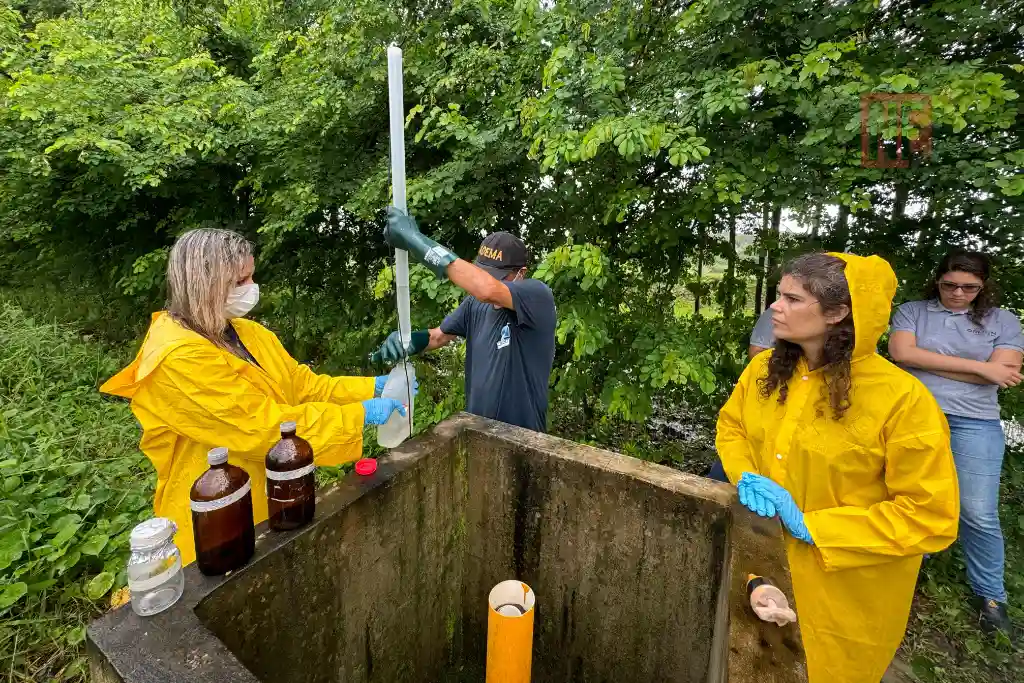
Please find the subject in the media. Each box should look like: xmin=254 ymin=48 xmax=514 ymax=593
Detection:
xmin=89 ymin=413 xmax=807 ymax=683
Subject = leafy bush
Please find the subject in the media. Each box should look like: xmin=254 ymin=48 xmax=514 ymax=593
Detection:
xmin=0 ymin=303 xmax=151 ymax=682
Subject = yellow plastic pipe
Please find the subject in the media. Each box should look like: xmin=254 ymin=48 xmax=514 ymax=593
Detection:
xmin=486 ymin=580 xmax=536 ymax=683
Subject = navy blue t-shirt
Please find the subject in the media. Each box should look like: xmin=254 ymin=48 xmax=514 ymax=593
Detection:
xmin=440 ymin=279 xmax=556 ymax=432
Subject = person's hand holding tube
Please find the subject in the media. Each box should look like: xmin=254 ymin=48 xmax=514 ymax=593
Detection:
xmin=384 ymin=207 xmax=457 ymax=279
xmin=372 ymin=331 xmax=430 ymax=364
xmin=739 ymin=473 xmax=815 ymax=545
xmin=362 ymin=398 xmax=407 ymax=426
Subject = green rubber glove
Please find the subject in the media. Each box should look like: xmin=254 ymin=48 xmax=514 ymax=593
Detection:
xmin=385 ymin=207 xmax=457 ymax=279
xmin=371 ymin=330 xmax=430 ymax=364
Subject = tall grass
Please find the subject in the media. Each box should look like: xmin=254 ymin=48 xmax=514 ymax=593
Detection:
xmin=0 ymin=303 xmax=150 ymax=682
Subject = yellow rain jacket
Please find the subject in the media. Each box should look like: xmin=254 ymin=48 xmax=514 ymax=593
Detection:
xmin=101 ymin=313 xmax=373 ymax=565
xmin=716 ymin=253 xmax=959 ymax=683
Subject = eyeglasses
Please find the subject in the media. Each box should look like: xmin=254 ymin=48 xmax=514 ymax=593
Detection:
xmin=939 ymin=281 xmax=982 ymax=294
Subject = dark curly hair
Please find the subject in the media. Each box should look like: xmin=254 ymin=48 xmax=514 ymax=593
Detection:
xmin=924 ymin=250 xmax=998 ymax=327
xmin=758 ymin=253 xmax=855 ymax=420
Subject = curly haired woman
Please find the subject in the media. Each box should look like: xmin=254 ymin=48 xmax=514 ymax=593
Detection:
xmin=717 ymin=252 xmax=960 ymax=683
xmin=889 ymin=250 xmax=1024 ymax=635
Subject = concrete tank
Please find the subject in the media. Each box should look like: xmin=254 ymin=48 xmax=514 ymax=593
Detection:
xmin=88 ymin=413 xmax=807 ymax=683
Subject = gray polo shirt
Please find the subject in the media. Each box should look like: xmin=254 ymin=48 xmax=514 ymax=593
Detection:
xmin=750 ymin=308 xmax=775 ymax=349
xmin=891 ymin=299 xmax=1024 ymax=420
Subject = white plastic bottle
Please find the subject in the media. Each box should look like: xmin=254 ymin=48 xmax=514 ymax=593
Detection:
xmin=377 ymin=360 xmax=415 ymax=448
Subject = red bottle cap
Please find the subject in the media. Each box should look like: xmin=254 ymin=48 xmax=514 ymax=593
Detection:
xmin=355 ymin=458 xmax=377 ymax=476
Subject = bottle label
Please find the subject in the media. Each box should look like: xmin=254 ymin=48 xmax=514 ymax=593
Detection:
xmin=265 ymin=464 xmax=315 ymax=482
xmin=268 ymin=495 xmax=311 ymax=504
xmin=190 ymin=481 xmax=251 ymax=513
xmin=128 ymin=556 xmax=182 ymax=593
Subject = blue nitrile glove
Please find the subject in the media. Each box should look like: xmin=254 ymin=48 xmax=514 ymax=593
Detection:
xmin=736 ymin=478 xmax=777 ymax=518
xmin=385 ymin=207 xmax=458 ymax=279
xmin=373 ymin=375 xmax=419 ymax=398
xmin=362 ymin=398 xmax=407 ymax=426
xmin=371 ymin=330 xmax=431 ymax=364
xmin=739 ymin=473 xmax=814 ymax=545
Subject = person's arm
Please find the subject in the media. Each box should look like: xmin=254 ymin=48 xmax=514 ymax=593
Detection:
xmin=889 ymin=331 xmax=1023 ymax=387
xmin=992 ymin=347 xmax=1024 ymax=371
xmin=715 ymin=359 xmax=764 ymax=485
xmin=446 ymin=258 xmax=514 ymax=309
xmin=142 ymin=344 xmax=367 ymax=467
xmin=383 ymin=208 xmax=516 ymax=311
xmin=427 ymin=327 xmax=459 ymax=351
xmin=802 ymin=385 xmax=960 ymax=572
xmin=888 ymin=330 xmax=990 ymax=376
xmin=927 ymin=369 xmax=992 ymax=385
xmin=261 ymin=331 xmax=374 ymax=405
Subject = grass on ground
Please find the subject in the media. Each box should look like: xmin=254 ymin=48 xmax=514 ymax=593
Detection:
xmin=0 ymin=303 xmax=150 ymax=682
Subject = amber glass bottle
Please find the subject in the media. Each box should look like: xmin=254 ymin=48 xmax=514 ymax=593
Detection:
xmin=190 ymin=447 xmax=255 ymax=575
xmin=266 ymin=421 xmax=315 ymax=531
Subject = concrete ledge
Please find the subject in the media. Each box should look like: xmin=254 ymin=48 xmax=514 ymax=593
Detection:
xmin=88 ymin=413 xmax=807 ymax=683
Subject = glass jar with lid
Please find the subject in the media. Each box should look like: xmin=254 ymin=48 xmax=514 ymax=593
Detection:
xmin=126 ymin=518 xmax=184 ymax=617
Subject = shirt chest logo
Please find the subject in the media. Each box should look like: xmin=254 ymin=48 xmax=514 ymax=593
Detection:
xmin=497 ymin=323 xmax=511 ymax=349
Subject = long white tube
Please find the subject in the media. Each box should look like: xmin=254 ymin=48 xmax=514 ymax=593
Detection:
xmin=387 ymin=45 xmax=411 ymax=347
xmin=385 ymin=44 xmax=414 ymax=441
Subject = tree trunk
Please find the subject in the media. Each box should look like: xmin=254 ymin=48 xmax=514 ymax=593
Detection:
xmin=831 ymin=205 xmax=851 ymax=251
xmin=694 ymin=246 xmax=703 ymax=316
xmin=765 ymin=204 xmax=782 ymax=309
xmin=754 ymin=204 xmax=768 ymax=314
xmin=914 ymin=194 xmax=945 ymax=260
xmin=725 ymin=212 xmax=738 ymax=317
xmin=811 ymin=205 xmax=822 ymax=241
xmin=893 ymin=182 xmax=909 ymax=223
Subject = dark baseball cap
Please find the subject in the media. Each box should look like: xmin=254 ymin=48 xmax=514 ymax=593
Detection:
xmin=474 ymin=232 xmax=530 ymax=280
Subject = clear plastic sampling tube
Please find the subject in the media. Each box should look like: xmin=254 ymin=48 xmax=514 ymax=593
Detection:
xmin=387 ymin=45 xmax=412 ymax=348
xmin=385 ymin=44 xmax=414 ymax=442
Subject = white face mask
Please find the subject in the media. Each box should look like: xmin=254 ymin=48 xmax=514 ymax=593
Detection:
xmin=225 ymin=283 xmax=259 ymax=318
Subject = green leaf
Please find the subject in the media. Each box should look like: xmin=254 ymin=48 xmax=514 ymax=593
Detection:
xmin=51 ymin=521 xmax=82 ymax=548
xmin=86 ymin=572 xmax=116 ymax=601
xmin=80 ymin=534 xmax=109 ymax=556
xmin=67 ymin=626 xmax=87 ymax=646
xmin=0 ymin=582 xmax=28 ymax=610
xmin=70 ymin=493 xmax=92 ymax=510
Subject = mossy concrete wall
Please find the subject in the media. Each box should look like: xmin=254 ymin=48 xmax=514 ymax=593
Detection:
xmin=88 ymin=413 xmax=807 ymax=683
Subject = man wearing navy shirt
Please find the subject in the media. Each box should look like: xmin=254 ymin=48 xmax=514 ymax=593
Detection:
xmin=372 ymin=209 xmax=556 ymax=433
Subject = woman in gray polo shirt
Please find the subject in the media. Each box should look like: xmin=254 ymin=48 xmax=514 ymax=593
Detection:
xmin=889 ymin=251 xmax=1024 ymax=636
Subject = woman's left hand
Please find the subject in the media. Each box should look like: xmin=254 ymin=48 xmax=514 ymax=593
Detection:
xmin=739 ymin=473 xmax=814 ymax=545
xmin=374 ymin=375 xmax=420 ymax=398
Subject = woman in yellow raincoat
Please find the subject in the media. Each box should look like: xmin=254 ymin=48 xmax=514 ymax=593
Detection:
xmin=101 ymin=229 xmax=409 ymax=564
xmin=716 ymin=252 xmax=959 ymax=683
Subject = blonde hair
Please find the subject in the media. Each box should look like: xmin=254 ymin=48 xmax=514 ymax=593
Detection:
xmin=166 ymin=228 xmax=253 ymax=346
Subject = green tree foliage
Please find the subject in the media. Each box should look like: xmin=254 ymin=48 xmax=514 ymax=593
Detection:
xmin=1 ymin=2 xmax=1024 ymax=679
xmin=3 ymin=0 xmax=1022 ymax=427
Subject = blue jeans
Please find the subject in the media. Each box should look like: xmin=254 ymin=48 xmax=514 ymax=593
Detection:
xmin=947 ymin=414 xmax=1007 ymax=604
xmin=707 ymin=458 xmax=729 ymax=483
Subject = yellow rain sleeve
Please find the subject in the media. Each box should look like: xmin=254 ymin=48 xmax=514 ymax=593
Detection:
xmin=234 ymin=319 xmax=375 ymax=407
xmin=803 ymin=385 xmax=960 ymax=572
xmin=144 ymin=343 xmax=366 ymax=467
xmin=715 ymin=353 xmax=768 ymax=484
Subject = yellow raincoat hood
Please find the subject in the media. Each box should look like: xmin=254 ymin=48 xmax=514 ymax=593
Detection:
xmin=102 ymin=312 xmax=374 ymax=565
xmin=830 ymin=252 xmax=898 ymax=360
xmin=716 ymin=252 xmax=958 ymax=683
